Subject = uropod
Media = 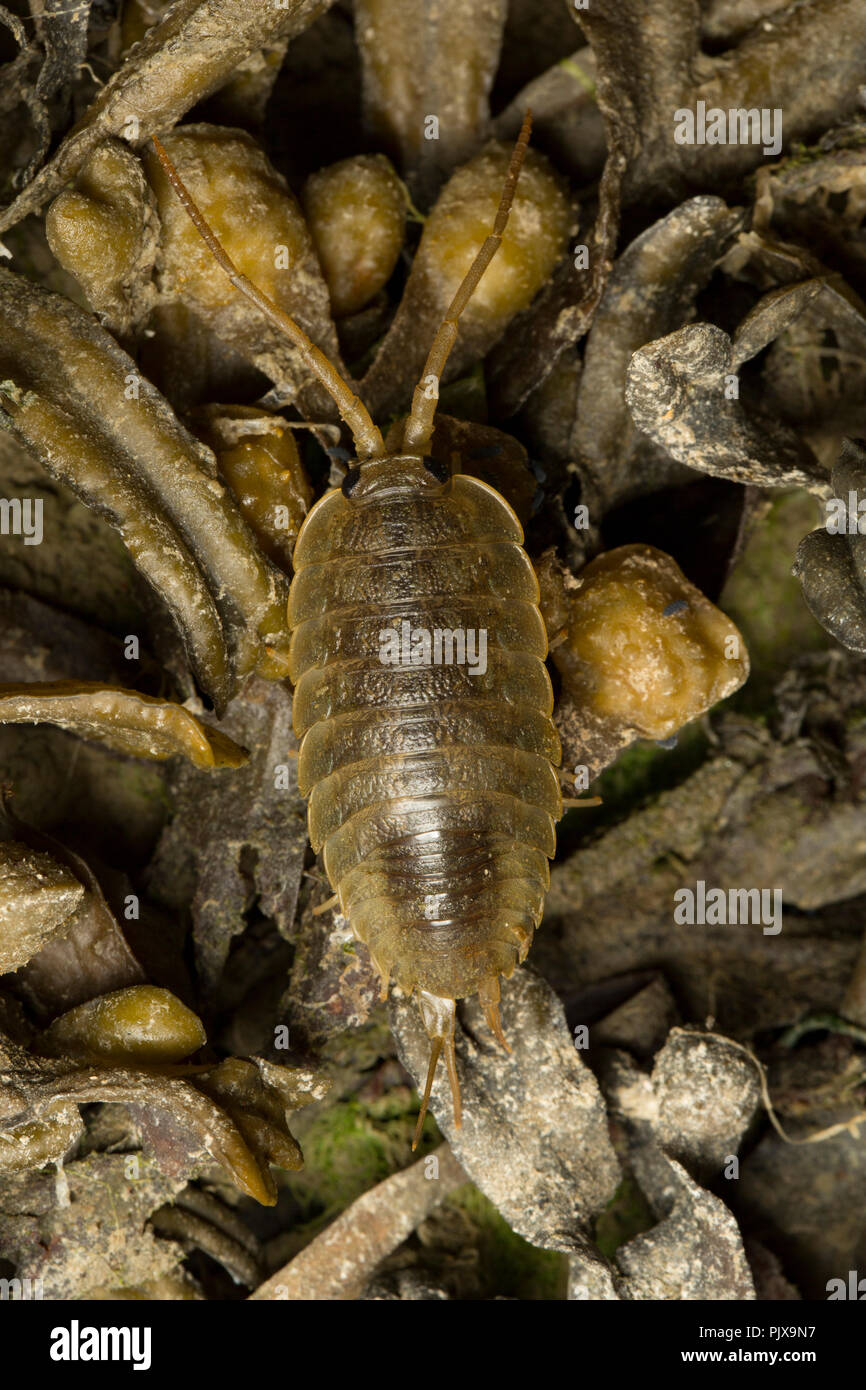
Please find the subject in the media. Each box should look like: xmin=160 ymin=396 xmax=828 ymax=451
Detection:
xmin=154 ymin=113 xmax=566 ymax=1145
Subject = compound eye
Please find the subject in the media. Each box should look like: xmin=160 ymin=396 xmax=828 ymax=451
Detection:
xmin=341 ymin=464 xmax=362 ymax=497
xmin=422 ymin=454 xmax=450 ymax=484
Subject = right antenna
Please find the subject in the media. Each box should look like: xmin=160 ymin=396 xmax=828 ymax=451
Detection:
xmin=402 ymin=110 xmax=533 ymax=458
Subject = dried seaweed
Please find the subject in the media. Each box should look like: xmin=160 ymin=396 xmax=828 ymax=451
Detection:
xmin=600 ymin=1043 xmax=758 ymax=1299
xmin=795 ymin=439 xmax=866 ymax=653
xmin=389 ymin=969 xmax=621 ymax=1254
xmin=485 ymin=1 xmax=631 ymax=418
xmin=144 ymin=124 xmax=348 ymax=420
xmin=493 ymin=48 xmax=606 ymax=186
xmin=360 ymin=139 xmax=571 ymax=420
xmin=145 ymin=676 xmax=307 ymax=991
xmin=0 ymin=0 xmax=336 ymax=234
xmin=0 ymin=839 xmax=83 ymax=974
xmin=627 ymin=322 xmax=829 ymax=492
xmin=354 ymin=0 xmax=508 ymax=202
xmin=46 ymin=138 xmax=159 ymax=337
xmin=251 ymin=1144 xmax=466 ymax=1299
xmin=573 ymin=196 xmax=743 ymax=513
xmin=0 ymin=1152 xmax=189 ymax=1298
xmin=0 ymin=268 xmax=291 ymax=708
xmin=8 ymin=816 xmax=146 ymax=1019
xmin=581 ymin=0 xmax=866 ymax=208
xmin=0 ymin=680 xmax=248 ymax=766
xmin=0 ymin=5 xmax=50 ymax=197
xmin=0 ymin=1026 xmax=325 ymax=1203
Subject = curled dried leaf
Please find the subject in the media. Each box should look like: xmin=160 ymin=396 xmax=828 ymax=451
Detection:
xmin=0 ymin=681 xmax=248 ymax=768
xmin=144 ymin=675 xmax=306 ymax=991
xmin=389 ymin=969 xmax=620 ymax=1254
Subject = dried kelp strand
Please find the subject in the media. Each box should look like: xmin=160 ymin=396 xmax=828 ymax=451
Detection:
xmin=0 ymin=5 xmax=51 ymax=193
xmin=493 ymin=48 xmax=606 ymax=185
xmin=626 ymin=323 xmax=829 ymax=494
xmin=120 ymin=0 xmax=290 ymax=131
xmin=0 ymin=383 xmax=232 ymax=707
xmin=475 ymin=0 xmax=632 ymax=420
xmin=31 ymin=0 xmax=92 ymax=115
xmin=0 ymin=681 xmax=249 ymax=766
xmin=729 ymin=278 xmax=826 ymax=370
xmin=251 ymin=1144 xmax=467 ymax=1299
xmin=573 ymin=197 xmax=743 ymax=511
xmin=0 ymin=268 xmax=291 ymax=703
xmin=150 ymin=1201 xmax=261 ymax=1289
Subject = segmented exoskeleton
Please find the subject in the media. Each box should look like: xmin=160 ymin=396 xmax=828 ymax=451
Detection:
xmin=153 ymin=114 xmax=563 ymax=1142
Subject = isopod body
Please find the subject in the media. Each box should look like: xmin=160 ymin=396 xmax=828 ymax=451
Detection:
xmin=152 ymin=111 xmax=555 ymax=1134
xmin=288 ymin=459 xmax=562 ymax=1117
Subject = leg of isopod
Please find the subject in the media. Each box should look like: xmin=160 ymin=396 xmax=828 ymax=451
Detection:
xmin=152 ymin=113 xmax=562 ymax=1148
